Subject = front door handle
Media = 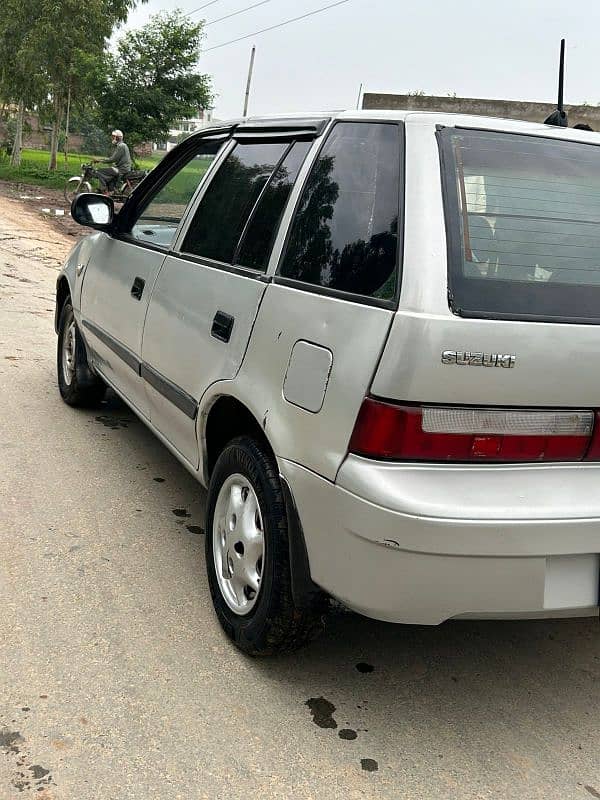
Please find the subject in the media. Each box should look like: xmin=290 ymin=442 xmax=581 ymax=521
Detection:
xmin=211 ymin=310 xmax=234 ymax=343
xmin=131 ymin=276 xmax=145 ymax=301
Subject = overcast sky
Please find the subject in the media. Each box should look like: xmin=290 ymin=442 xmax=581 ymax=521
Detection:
xmin=123 ymin=0 xmax=600 ymax=120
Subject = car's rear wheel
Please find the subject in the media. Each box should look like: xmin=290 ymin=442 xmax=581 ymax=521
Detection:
xmin=57 ymin=301 xmax=106 ymax=406
xmin=205 ymin=436 xmax=325 ymax=655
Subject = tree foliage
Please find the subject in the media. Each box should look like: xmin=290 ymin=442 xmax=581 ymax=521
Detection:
xmin=0 ymin=0 xmax=143 ymax=168
xmin=37 ymin=0 xmax=143 ymax=168
xmin=0 ymin=0 xmax=47 ymax=164
xmin=0 ymin=4 xmax=213 ymax=169
xmin=0 ymin=0 xmax=45 ymax=107
xmin=96 ymin=11 xmax=213 ymax=147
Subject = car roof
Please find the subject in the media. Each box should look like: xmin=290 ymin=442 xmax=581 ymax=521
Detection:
xmin=202 ymin=109 xmax=600 ymax=146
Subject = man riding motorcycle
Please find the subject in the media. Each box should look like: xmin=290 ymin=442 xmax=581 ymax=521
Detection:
xmin=93 ymin=130 xmax=132 ymax=193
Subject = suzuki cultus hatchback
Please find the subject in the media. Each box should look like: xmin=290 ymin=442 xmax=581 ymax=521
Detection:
xmin=56 ymin=111 xmax=600 ymax=653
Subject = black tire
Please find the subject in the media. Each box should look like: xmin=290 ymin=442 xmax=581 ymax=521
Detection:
xmin=205 ymin=436 xmax=325 ymax=656
xmin=57 ymin=301 xmax=106 ymax=407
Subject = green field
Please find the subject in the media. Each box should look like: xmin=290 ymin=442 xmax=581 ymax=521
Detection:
xmin=161 ymin=156 xmax=210 ymax=203
xmin=0 ymin=148 xmax=160 ymax=191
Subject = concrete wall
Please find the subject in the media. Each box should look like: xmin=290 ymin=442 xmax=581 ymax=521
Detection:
xmin=362 ymin=93 xmax=600 ymax=128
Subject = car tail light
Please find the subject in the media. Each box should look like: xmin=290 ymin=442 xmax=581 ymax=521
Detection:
xmin=349 ymin=398 xmax=600 ymax=462
xmin=587 ymin=411 xmax=600 ymax=460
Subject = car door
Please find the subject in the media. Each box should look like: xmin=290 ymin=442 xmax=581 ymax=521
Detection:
xmin=141 ymin=126 xmax=319 ymax=466
xmin=79 ymin=135 xmax=225 ymax=418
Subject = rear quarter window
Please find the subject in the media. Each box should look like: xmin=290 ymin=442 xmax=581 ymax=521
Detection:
xmin=438 ymin=127 xmax=600 ymax=323
xmin=278 ymin=121 xmax=402 ymax=303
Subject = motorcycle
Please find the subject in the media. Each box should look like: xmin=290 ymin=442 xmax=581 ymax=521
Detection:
xmin=64 ymin=162 xmax=148 ymax=204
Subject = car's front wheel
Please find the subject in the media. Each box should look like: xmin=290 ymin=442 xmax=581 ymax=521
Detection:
xmin=205 ymin=436 xmax=325 ymax=655
xmin=57 ymin=301 xmax=106 ymax=406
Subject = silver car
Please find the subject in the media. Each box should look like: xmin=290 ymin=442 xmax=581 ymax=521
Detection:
xmin=55 ymin=111 xmax=600 ymax=654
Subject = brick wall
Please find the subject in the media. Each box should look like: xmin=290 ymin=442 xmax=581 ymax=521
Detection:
xmin=0 ymin=113 xmax=85 ymax=152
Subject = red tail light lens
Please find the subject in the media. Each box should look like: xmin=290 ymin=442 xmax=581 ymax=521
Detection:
xmin=587 ymin=411 xmax=600 ymax=461
xmin=349 ymin=398 xmax=597 ymax=462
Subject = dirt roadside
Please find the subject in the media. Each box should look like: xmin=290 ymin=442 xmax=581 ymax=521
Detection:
xmin=0 ymin=180 xmax=85 ymax=243
xmin=0 ymin=188 xmax=80 ymax=325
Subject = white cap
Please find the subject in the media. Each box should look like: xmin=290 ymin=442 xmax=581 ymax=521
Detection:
xmin=111 ymin=129 xmax=123 ymax=139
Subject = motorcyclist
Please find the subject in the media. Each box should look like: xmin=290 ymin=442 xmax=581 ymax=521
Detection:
xmin=93 ymin=130 xmax=132 ymax=193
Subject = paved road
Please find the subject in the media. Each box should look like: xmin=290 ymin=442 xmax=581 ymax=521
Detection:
xmin=1 ymin=195 xmax=600 ymax=800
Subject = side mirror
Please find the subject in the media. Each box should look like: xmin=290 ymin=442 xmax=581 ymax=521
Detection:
xmin=71 ymin=193 xmax=114 ymax=230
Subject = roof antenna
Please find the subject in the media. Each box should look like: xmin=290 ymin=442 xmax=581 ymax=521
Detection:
xmin=544 ymin=39 xmax=568 ymax=127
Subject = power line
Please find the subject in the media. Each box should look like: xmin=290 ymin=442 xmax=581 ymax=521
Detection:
xmin=204 ymin=0 xmax=351 ymax=52
xmin=187 ymin=0 xmax=228 ymax=17
xmin=206 ymin=0 xmax=272 ymax=27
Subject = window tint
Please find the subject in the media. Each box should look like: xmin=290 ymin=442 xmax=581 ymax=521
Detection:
xmin=131 ymin=141 xmax=222 ymax=248
xmin=441 ymin=128 xmax=600 ymax=322
xmin=182 ymin=141 xmax=290 ymax=264
xmin=236 ymin=141 xmax=312 ymax=270
xmin=278 ymin=122 xmax=400 ymax=300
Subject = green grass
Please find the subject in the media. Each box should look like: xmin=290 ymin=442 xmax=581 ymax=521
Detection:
xmin=0 ymin=147 xmax=159 ymax=191
xmin=160 ymin=157 xmax=210 ymax=204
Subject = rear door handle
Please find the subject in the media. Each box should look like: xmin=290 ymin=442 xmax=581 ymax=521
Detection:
xmin=211 ymin=310 xmax=234 ymax=343
xmin=131 ymin=276 xmax=145 ymax=300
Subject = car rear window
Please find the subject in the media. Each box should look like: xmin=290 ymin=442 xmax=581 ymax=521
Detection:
xmin=438 ymin=127 xmax=600 ymax=323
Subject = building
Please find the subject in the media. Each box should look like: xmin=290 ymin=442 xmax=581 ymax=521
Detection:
xmin=154 ymin=109 xmax=220 ymax=152
xmin=169 ymin=108 xmax=216 ymax=137
xmin=361 ymin=92 xmax=600 ymax=128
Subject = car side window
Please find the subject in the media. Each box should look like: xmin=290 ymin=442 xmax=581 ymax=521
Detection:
xmin=235 ymin=141 xmax=313 ymax=270
xmin=181 ymin=141 xmax=290 ymax=266
xmin=130 ymin=140 xmax=223 ymax=249
xmin=278 ymin=122 xmax=401 ymax=301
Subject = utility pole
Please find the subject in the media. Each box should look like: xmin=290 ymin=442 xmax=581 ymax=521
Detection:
xmin=243 ymin=45 xmax=256 ymax=117
xmin=355 ymin=82 xmax=363 ymax=110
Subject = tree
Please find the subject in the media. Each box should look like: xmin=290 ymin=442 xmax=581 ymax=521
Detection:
xmin=96 ymin=11 xmax=213 ymax=149
xmin=0 ymin=0 xmax=45 ymax=166
xmin=69 ymin=108 xmax=108 ymax=156
xmin=33 ymin=0 xmax=144 ymax=170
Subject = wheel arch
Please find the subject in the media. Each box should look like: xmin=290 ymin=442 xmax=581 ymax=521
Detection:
xmin=202 ymin=394 xmax=274 ymax=484
xmin=55 ymin=275 xmax=72 ymax=334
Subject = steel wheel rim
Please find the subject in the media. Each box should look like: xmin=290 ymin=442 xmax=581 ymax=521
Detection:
xmin=65 ymin=177 xmax=83 ymax=203
xmin=62 ymin=319 xmax=76 ymax=386
xmin=213 ymin=473 xmax=264 ymax=616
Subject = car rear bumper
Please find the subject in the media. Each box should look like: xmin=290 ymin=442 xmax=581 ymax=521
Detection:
xmin=279 ymin=457 xmax=600 ymax=624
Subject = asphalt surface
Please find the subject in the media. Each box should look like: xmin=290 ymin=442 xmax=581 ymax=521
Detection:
xmin=1 ymin=195 xmax=600 ymax=800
